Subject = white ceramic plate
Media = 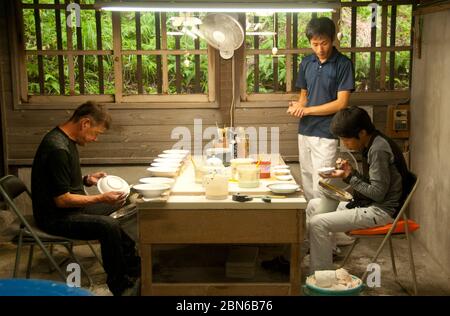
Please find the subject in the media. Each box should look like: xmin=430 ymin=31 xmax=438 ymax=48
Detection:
xmin=275 ymin=175 xmax=293 ymax=181
xmin=272 ymin=169 xmax=291 ymax=176
xmin=147 ymin=167 xmax=179 ymax=178
xmin=318 ymin=167 xmax=336 ymax=175
xmin=267 ymin=182 xmax=300 ymax=194
xmin=97 ymin=175 xmax=130 ymax=196
xmin=139 ymin=177 xmax=175 ymax=187
xmin=133 ymin=183 xmax=170 ymax=198
xmin=163 ymin=149 xmax=190 ymax=156
xmin=153 ymin=157 xmax=183 ymax=164
xmin=158 ymin=153 xmax=186 ymax=160
xmin=151 ymin=162 xmax=181 ymax=168
xmin=272 ymin=165 xmax=290 ymax=170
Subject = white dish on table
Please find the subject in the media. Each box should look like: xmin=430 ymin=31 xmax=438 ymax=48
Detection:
xmin=318 ymin=167 xmax=336 ymax=175
xmin=147 ymin=167 xmax=178 ymax=178
xmin=158 ymin=153 xmax=186 ymax=160
xmin=272 ymin=169 xmax=291 ymax=176
xmin=153 ymin=157 xmax=183 ymax=164
xmin=133 ymin=183 xmax=170 ymax=198
xmin=97 ymin=175 xmax=130 ymax=197
xmin=272 ymin=165 xmax=290 ymax=170
xmin=267 ymin=183 xmax=300 ymax=194
xmin=275 ymin=175 xmax=293 ymax=181
xmin=139 ymin=177 xmax=175 ymax=187
xmin=151 ymin=162 xmax=182 ymax=168
xmin=163 ymin=149 xmax=190 ymax=156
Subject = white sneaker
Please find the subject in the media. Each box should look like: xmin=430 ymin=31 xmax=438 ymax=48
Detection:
xmin=332 ymin=246 xmax=342 ymax=257
xmin=335 ymin=232 xmax=355 ymax=246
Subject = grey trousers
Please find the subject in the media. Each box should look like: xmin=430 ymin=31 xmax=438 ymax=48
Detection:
xmin=307 ymin=198 xmax=393 ymax=273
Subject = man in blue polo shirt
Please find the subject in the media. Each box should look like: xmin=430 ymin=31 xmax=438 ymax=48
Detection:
xmin=288 ymin=17 xmax=355 ymax=201
xmin=260 ymin=18 xmax=355 ymax=274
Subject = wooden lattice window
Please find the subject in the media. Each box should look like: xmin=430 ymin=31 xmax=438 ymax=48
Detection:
xmin=13 ymin=0 xmax=216 ymax=106
xmin=241 ymin=0 xmax=414 ymax=103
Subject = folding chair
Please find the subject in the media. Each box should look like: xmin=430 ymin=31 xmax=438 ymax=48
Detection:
xmin=0 ymin=175 xmax=101 ymax=286
xmin=340 ymin=173 xmax=419 ymax=295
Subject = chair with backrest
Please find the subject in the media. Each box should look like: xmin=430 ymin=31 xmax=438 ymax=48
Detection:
xmin=340 ymin=172 xmax=420 ymax=295
xmin=0 ymin=175 xmax=101 ymax=286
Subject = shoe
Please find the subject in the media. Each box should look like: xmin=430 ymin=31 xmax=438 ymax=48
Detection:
xmin=332 ymin=246 xmax=343 ymax=258
xmin=261 ymin=256 xmax=290 ymax=275
xmin=108 ymin=277 xmax=134 ymax=296
xmin=335 ymin=232 xmax=355 ymax=246
xmin=121 ymin=278 xmax=140 ymax=296
xmin=126 ymin=256 xmax=141 ymax=278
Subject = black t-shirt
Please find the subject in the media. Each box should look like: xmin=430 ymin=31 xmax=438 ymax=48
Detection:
xmin=31 ymin=127 xmax=85 ymax=225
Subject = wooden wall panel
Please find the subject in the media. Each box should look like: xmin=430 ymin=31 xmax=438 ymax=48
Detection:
xmin=0 ymin=1 xmax=399 ymax=168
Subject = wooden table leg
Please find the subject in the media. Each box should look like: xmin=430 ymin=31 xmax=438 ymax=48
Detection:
xmin=141 ymin=244 xmax=152 ymax=296
xmin=290 ymin=243 xmax=301 ymax=295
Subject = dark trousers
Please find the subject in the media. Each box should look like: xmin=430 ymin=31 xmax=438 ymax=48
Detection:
xmin=40 ymin=203 xmax=138 ymax=293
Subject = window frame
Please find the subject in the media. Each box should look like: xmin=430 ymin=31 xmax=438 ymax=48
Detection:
xmin=10 ymin=1 xmax=217 ymax=109
xmin=238 ymin=0 xmax=414 ymax=108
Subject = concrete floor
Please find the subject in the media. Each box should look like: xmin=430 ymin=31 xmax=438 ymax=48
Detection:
xmin=0 ymin=236 xmax=449 ymax=296
xmin=1 ymin=163 xmax=449 ymax=296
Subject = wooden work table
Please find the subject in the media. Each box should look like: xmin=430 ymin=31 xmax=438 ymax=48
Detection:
xmin=137 ymin=157 xmax=307 ymax=296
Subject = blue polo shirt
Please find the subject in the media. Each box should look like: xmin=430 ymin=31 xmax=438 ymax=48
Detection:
xmin=295 ymin=47 xmax=355 ymax=139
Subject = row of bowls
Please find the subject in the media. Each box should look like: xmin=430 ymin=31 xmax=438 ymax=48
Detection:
xmin=136 ymin=149 xmax=190 ymax=198
xmin=146 ymin=149 xmax=190 ymax=178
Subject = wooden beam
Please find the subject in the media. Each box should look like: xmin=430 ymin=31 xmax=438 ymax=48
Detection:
xmin=155 ymin=13 xmax=162 ymax=94
xmin=273 ymin=13 xmax=279 ymax=92
xmin=380 ymin=5 xmax=388 ymax=90
xmin=161 ymin=13 xmax=169 ymax=94
xmin=112 ymin=12 xmax=123 ymax=102
xmin=285 ymin=13 xmax=292 ymax=93
xmin=370 ymin=4 xmax=377 ymax=91
xmin=341 ymin=1 xmax=413 ymax=7
xmin=9 ymin=0 xmax=28 ymax=104
xmin=413 ymin=1 xmax=450 ymax=15
xmin=25 ymin=49 xmax=208 ymax=56
xmin=135 ymin=12 xmax=143 ymax=94
xmin=253 ymin=15 xmax=259 ymax=93
xmin=74 ymin=0 xmax=84 ymax=94
xmin=245 ymin=46 xmax=411 ymax=55
xmin=95 ymin=10 xmax=104 ymax=94
xmin=241 ymin=91 xmax=410 ymax=106
xmin=351 ymin=0 xmax=357 ymax=66
xmin=194 ymin=27 xmax=201 ymax=93
xmin=207 ymin=46 xmax=216 ymax=102
xmin=292 ymin=13 xmax=298 ymax=91
xmin=175 ymin=36 xmax=182 ymax=93
xmin=33 ymin=0 xmax=44 ymax=94
xmin=55 ymin=0 xmax=65 ymax=95
xmin=389 ymin=5 xmax=397 ymax=90
xmin=65 ymin=0 xmax=75 ymax=95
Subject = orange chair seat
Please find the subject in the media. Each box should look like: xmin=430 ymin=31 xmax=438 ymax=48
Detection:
xmin=350 ymin=219 xmax=420 ymax=236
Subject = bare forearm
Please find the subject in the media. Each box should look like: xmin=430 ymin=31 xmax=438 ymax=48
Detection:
xmin=54 ymin=192 xmax=104 ymax=208
xmin=297 ymin=90 xmax=307 ymax=106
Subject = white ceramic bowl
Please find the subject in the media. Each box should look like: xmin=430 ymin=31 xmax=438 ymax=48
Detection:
xmin=267 ymin=183 xmax=300 ymax=194
xmin=318 ymin=167 xmax=336 ymax=175
xmin=139 ymin=177 xmax=175 ymax=187
xmin=158 ymin=153 xmax=186 ymax=160
xmin=275 ymin=175 xmax=294 ymax=181
xmin=147 ymin=167 xmax=179 ymax=178
xmin=97 ymin=175 xmax=130 ymax=196
xmin=272 ymin=164 xmax=290 ymax=170
xmin=163 ymin=149 xmax=190 ymax=156
xmin=133 ymin=183 xmax=170 ymax=198
xmin=272 ymin=169 xmax=291 ymax=176
xmin=150 ymin=162 xmax=182 ymax=168
xmin=153 ymin=157 xmax=183 ymax=164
